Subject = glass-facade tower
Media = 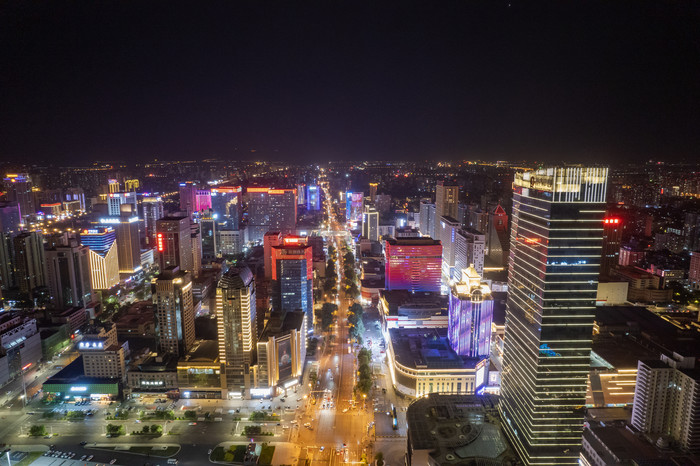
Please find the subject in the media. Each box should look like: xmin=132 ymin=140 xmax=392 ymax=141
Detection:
xmin=499 ymin=166 xmax=608 ymax=465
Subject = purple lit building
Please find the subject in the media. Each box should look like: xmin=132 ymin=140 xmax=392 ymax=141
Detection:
xmin=448 ymin=265 xmax=493 ymax=358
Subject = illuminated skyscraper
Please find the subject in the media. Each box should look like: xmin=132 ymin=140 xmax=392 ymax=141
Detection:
xmin=434 ymin=181 xmax=458 ymax=238
xmin=101 ymin=207 xmax=141 ymax=275
xmin=156 ymin=216 xmax=193 ymax=273
xmin=211 ymin=186 xmax=242 ymax=230
xmin=154 ymin=267 xmax=195 ymax=357
xmin=45 ymin=239 xmax=93 ymax=308
xmin=306 ymin=184 xmax=320 ymax=211
xmin=454 ymin=228 xmax=485 ymax=280
xmin=200 ymin=212 xmax=217 ymax=260
xmin=3 ymin=173 xmax=34 ymax=219
xmin=142 ymin=196 xmax=164 ymax=246
xmin=487 ymin=205 xmax=509 ymax=266
xmin=362 ymin=204 xmax=379 ymax=241
xmin=246 ymin=187 xmax=297 ymax=242
xmin=81 ymin=227 xmax=120 ymax=290
xmin=13 ymin=231 xmax=46 ymax=299
xmin=271 ymin=236 xmax=313 ymax=321
xmin=263 ymin=231 xmax=283 ymax=280
xmin=439 ymin=215 xmax=461 ymax=278
xmin=600 ymin=214 xmax=622 ymax=277
xmin=499 ymin=166 xmax=608 ymax=465
xmin=217 ymin=265 xmax=257 ymax=396
xmin=385 ymin=237 xmax=442 ymax=293
xmin=369 ymin=182 xmax=378 ymax=203
xmin=107 ymin=192 xmax=137 ymax=216
xmin=448 ymin=266 xmax=493 ymax=358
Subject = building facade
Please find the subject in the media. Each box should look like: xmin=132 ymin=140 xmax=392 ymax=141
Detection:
xmin=384 ymin=237 xmax=442 ymax=293
xmin=153 ymin=267 xmax=195 ymax=357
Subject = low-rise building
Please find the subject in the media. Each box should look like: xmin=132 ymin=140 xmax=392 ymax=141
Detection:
xmin=126 ymin=353 xmax=179 ymax=395
xmin=378 ymin=289 xmax=448 ymax=332
xmin=256 ymin=310 xmax=307 ymax=397
xmin=177 ymin=340 xmax=225 ymax=399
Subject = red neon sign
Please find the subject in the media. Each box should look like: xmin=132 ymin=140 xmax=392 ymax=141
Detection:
xmin=157 ymin=233 xmax=164 ymax=252
xmin=604 ymin=218 xmax=620 ymax=225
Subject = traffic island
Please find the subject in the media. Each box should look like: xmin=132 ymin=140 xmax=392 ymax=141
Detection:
xmin=86 ymin=443 xmax=180 ymax=457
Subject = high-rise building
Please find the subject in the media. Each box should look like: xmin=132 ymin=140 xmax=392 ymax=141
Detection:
xmin=211 ymin=186 xmax=242 ymax=230
xmin=0 ymin=201 xmax=21 ymax=234
xmin=3 ymin=173 xmax=34 ymax=219
xmin=345 ymin=191 xmax=364 ymax=225
xmin=190 ymin=221 xmax=202 ymax=279
xmin=156 ymin=216 xmax=193 ymax=273
xmin=13 ymin=231 xmax=46 ymax=299
xmin=684 ymin=212 xmax=700 ymax=252
xmin=454 ymin=228 xmax=486 ymax=280
xmin=385 ymin=237 xmax=442 ymax=293
xmin=142 ymin=196 xmax=164 ymax=246
xmin=0 ymin=233 xmax=15 ymax=291
xmin=419 ymin=200 xmax=435 ymax=237
xmin=487 ymin=205 xmax=509 ymax=266
xmin=107 ymin=192 xmax=137 ymax=216
xmin=218 ymin=229 xmax=243 ymax=256
xmin=439 ymin=216 xmax=461 ymax=278
xmin=45 ymin=239 xmax=93 ymax=308
xmin=78 ymin=322 xmax=125 ymax=380
xmin=216 ymin=265 xmax=257 ymax=395
xmin=369 ymin=182 xmax=378 ymax=203
xmin=306 ymin=184 xmax=321 ymax=211
xmin=101 ymin=208 xmax=141 ymax=275
xmin=271 ymin=236 xmax=313 ymax=321
xmin=64 ymin=187 xmax=86 ymax=212
xmin=246 ymin=187 xmax=298 ymax=243
xmin=200 ymin=213 xmax=217 ymax=260
xmin=499 ymin=166 xmax=608 ymax=466
xmin=690 ymin=251 xmax=700 ymax=291
xmin=362 ymin=204 xmax=379 ymax=241
xmin=179 ymin=182 xmax=198 ymax=217
xmin=448 ymin=266 xmax=493 ymax=358
xmin=153 ymin=267 xmax=195 ymax=357
xmin=435 ymin=181 xmax=459 ymax=237
xmin=600 ymin=215 xmax=623 ymax=277
xmin=81 ymin=227 xmax=120 ymax=290
xmin=631 ymin=359 xmax=700 ymax=454
xmin=107 ymin=179 xmax=120 ymax=194
xmin=263 ymin=231 xmax=283 ymax=280
xmin=297 ymin=184 xmax=307 ymax=206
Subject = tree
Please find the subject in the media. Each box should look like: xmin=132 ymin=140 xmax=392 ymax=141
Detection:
xmin=29 ymin=425 xmax=47 ymax=437
xmin=320 ymin=302 xmax=338 ymax=331
xmin=184 ymin=410 xmax=197 ymax=420
xmin=106 ymin=424 xmax=124 ymax=436
xmin=142 ymin=425 xmax=150 ymax=434
xmin=150 ymin=424 xmax=162 ymax=434
xmin=375 ymin=452 xmax=384 ymax=466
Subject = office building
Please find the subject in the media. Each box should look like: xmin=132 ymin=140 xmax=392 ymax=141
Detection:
xmin=200 ymin=212 xmax=217 ymax=260
xmin=469 ymin=206 xmax=489 ymax=234
xmin=439 ymin=216 xmax=461 ymax=279
xmin=685 ymin=212 xmax=700 ymax=252
xmin=246 ymin=187 xmax=297 ymax=243
xmin=179 ymin=182 xmax=211 ymax=217
xmin=107 ymin=179 xmax=120 ymax=194
xmin=271 ymin=236 xmax=313 ymax=320
xmin=487 ymin=205 xmax=509 ymax=266
xmin=190 ymin=221 xmax=202 ymax=278
xmin=297 ymin=183 xmax=307 ymax=206
xmin=45 ymin=239 xmax=93 ymax=308
xmin=0 ymin=233 xmax=15 ymax=291
xmin=0 ymin=201 xmax=21 ymax=234
xmin=256 ymin=310 xmax=307 ymax=395
xmin=107 ymin=192 xmax=137 ymax=216
xmin=435 ymin=181 xmax=459 ymax=237
xmin=362 ymin=204 xmax=379 ymax=241
xmin=0 ymin=317 xmax=42 ymax=387
xmin=690 ymin=251 xmax=700 ymax=291
xmin=216 ymin=266 xmax=257 ymax=396
xmin=345 ymin=191 xmax=364 ymax=225
xmin=64 ymin=187 xmax=86 ymax=212
xmin=631 ymin=359 xmax=700 ymax=454
xmin=153 ymin=267 xmax=195 ymax=357
xmin=211 ymin=186 xmax=242 ymax=230
xmin=218 ymin=229 xmax=243 ymax=256
xmin=499 ymin=166 xmax=608 ymax=465
xmin=142 ymin=196 xmax=164 ymax=246
xmin=375 ymin=194 xmax=391 ymax=214
xmin=78 ymin=322 xmax=125 ymax=380
xmin=600 ymin=215 xmax=622 ymax=277
xmin=3 ymin=173 xmax=34 ymax=219
xmin=156 ymin=215 xmax=194 ymax=273
xmin=369 ymin=182 xmax=378 ymax=203
xmin=448 ymin=266 xmax=493 ymax=358
xmin=454 ymin=227 xmax=485 ymax=280
xmin=263 ymin=231 xmax=283 ymax=280
xmin=378 ymin=290 xmax=449 ymax=331
xmin=13 ymin=231 xmax=46 ymax=299
xmin=385 ymin=237 xmax=442 ymax=293
xmin=419 ymin=199 xmax=435 ymax=237
xmin=101 ymin=208 xmax=141 ymax=275
xmin=81 ymin=227 xmax=120 ymax=290
xmin=306 ymin=184 xmax=320 ymax=211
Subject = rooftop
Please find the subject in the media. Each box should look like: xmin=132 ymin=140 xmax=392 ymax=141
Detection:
xmin=389 ymin=328 xmax=483 ymax=370
xmin=181 ymin=339 xmax=220 ymax=363
xmin=380 ymin=289 xmax=448 ymax=317
xmin=406 ymin=393 xmax=515 ymax=465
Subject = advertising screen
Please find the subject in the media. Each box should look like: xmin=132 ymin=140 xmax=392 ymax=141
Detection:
xmin=475 ymin=364 xmax=486 ymax=389
xmin=277 ymin=338 xmax=293 ymax=381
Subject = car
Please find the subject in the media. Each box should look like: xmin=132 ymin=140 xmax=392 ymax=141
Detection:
xmin=80 ymin=455 xmax=87 ymax=461
xmin=342 ymin=408 xmax=348 ymax=413
xmin=290 ymin=420 xmax=297 ymax=424
xmin=80 ymin=441 xmax=87 ymax=446
xmin=87 ymin=455 xmax=94 ymax=461
xmin=320 ymin=446 xmax=325 ymax=451
xmin=188 ymin=422 xmax=197 ymax=425
xmin=110 ymin=460 xmax=117 ymax=464
xmin=208 ymin=449 xmax=213 ymax=455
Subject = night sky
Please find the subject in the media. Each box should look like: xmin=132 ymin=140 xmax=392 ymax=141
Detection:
xmin=1 ymin=1 xmax=699 ymax=165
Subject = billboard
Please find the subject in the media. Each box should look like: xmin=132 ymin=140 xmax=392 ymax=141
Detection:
xmin=346 ymin=192 xmax=364 ymax=224
xmin=277 ymin=338 xmax=293 ymax=381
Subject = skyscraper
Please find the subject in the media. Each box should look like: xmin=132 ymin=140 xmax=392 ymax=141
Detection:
xmin=107 ymin=192 xmax=137 ymax=216
xmin=362 ymin=204 xmax=379 ymax=241
xmin=217 ymin=265 xmax=257 ymax=395
xmin=384 ymin=237 xmax=442 ymax=293
xmin=369 ymin=182 xmax=378 ymax=203
xmin=81 ymin=227 xmax=120 ymax=290
xmin=434 ymin=181 xmax=459 ymax=237
xmin=101 ymin=207 xmax=141 ymax=275
xmin=142 ymin=196 xmax=164 ymax=246
xmin=600 ymin=215 xmax=622 ymax=277
xmin=13 ymin=231 xmax=46 ymax=299
xmin=306 ymin=184 xmax=321 ymax=211
xmin=3 ymin=173 xmax=34 ymax=219
xmin=200 ymin=212 xmax=217 ymax=260
xmin=246 ymin=187 xmax=298 ymax=243
xmin=211 ymin=186 xmax=242 ymax=230
xmin=419 ymin=199 xmax=435 ymax=238
xmin=448 ymin=266 xmax=493 ymax=358
xmin=345 ymin=191 xmax=364 ymax=225
xmin=499 ymin=166 xmax=608 ymax=466
xmin=487 ymin=205 xmax=509 ymax=266
xmin=271 ymin=236 xmax=313 ymax=321
xmin=45 ymin=239 xmax=93 ymax=308
xmin=263 ymin=231 xmax=283 ymax=280
xmin=439 ymin=216 xmax=461 ymax=278
xmin=454 ymin=228 xmax=486 ymax=280
xmin=0 ymin=201 xmax=21 ymax=234
xmin=153 ymin=267 xmax=195 ymax=357
xmin=156 ymin=216 xmax=193 ymax=273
